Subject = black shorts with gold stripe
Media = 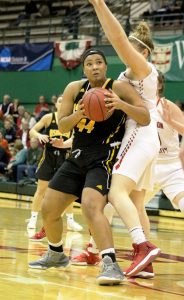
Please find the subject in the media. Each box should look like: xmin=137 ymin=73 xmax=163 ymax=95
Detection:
xmin=49 ymin=143 xmax=120 ymax=198
xmin=36 ymin=147 xmax=67 ymax=181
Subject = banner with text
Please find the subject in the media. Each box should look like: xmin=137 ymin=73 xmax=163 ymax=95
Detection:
xmin=0 ymin=43 xmax=54 ymax=71
xmin=152 ymin=35 xmax=184 ymax=81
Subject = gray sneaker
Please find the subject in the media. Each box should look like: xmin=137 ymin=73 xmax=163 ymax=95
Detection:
xmin=29 ymin=249 xmax=69 ymax=270
xmin=96 ymin=256 xmax=124 ymax=285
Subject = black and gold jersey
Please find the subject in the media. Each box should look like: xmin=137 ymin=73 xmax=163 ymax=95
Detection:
xmin=45 ymin=113 xmax=71 ymax=150
xmin=72 ymin=79 xmax=126 ymax=149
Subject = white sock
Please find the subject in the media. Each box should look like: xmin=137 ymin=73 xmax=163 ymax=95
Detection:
xmin=104 ymin=203 xmax=115 ymax=225
xmin=129 ymin=227 xmax=147 ymax=244
xmin=178 ymin=198 xmax=184 ymax=212
xmin=88 ymin=236 xmax=99 ymax=254
xmin=100 ymin=248 xmax=115 ymax=256
xmin=30 ymin=211 xmax=38 ymax=220
xmin=48 ymin=240 xmax=63 ymax=247
xmin=66 ymin=213 xmax=73 ymax=221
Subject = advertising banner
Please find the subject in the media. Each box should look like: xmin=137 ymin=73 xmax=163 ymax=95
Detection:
xmin=0 ymin=42 xmax=54 ymax=71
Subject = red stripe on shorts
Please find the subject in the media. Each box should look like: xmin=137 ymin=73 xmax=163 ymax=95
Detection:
xmin=114 ymin=128 xmax=138 ymax=170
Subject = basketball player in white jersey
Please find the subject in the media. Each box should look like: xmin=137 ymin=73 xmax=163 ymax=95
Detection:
xmin=128 ymin=71 xmax=184 ymax=279
xmin=144 ymin=72 xmax=184 ymax=229
xmin=89 ymin=0 xmax=160 ymax=277
xmin=145 ymin=72 xmax=184 ymax=211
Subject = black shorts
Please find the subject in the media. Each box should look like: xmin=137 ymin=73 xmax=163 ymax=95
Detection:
xmin=49 ymin=144 xmax=119 ymax=198
xmin=36 ymin=148 xmax=67 ymax=181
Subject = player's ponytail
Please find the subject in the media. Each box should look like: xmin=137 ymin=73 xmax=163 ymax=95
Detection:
xmin=129 ymin=21 xmax=154 ymax=55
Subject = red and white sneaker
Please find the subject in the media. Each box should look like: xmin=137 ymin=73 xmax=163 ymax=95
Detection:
xmin=71 ymin=244 xmax=101 ymax=266
xmin=125 ymin=242 xmax=160 ymax=277
xmin=135 ymin=263 xmax=155 ymax=279
xmin=124 ymin=262 xmax=155 ymax=279
xmin=29 ymin=227 xmax=46 ymax=242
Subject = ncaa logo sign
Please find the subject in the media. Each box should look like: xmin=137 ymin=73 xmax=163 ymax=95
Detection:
xmin=151 ymin=43 xmax=173 ymax=74
xmin=0 ymin=47 xmax=11 ymax=68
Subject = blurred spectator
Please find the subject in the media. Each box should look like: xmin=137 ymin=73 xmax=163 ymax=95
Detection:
xmin=16 ymin=105 xmax=26 ymax=128
xmin=49 ymin=95 xmax=57 ymax=112
xmin=0 ymin=110 xmax=4 ymax=131
xmin=0 ymin=129 xmax=11 ymax=158
xmin=16 ymin=137 xmax=42 ymax=182
xmin=12 ymin=98 xmax=20 ymax=124
xmin=10 ymin=0 xmax=39 ymax=27
xmin=181 ymin=0 xmax=184 ymax=11
xmin=34 ymin=95 xmax=49 ymax=120
xmin=150 ymin=0 xmax=163 ymax=12
xmin=0 ymin=95 xmax=13 ymax=117
xmin=0 ymin=146 xmax=9 ymax=176
xmin=5 ymin=114 xmax=15 ymax=124
xmin=35 ymin=0 xmax=52 ymax=18
xmin=3 ymin=119 xmax=16 ymax=144
xmin=143 ymin=0 xmax=183 ymax=25
xmin=22 ymin=111 xmax=36 ymax=129
xmin=16 ymin=119 xmax=30 ymax=149
xmin=23 ymin=0 xmax=38 ymax=16
xmin=65 ymin=1 xmax=80 ymax=39
xmin=6 ymin=139 xmax=27 ymax=182
xmin=0 ymin=130 xmax=11 ymax=175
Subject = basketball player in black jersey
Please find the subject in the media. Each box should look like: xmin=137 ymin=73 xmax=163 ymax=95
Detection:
xmin=27 ymin=97 xmax=82 ymax=238
xmin=29 ymin=49 xmax=150 ymax=285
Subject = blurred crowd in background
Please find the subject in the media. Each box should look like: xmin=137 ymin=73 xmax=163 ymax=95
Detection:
xmin=0 ymin=93 xmax=58 ymax=183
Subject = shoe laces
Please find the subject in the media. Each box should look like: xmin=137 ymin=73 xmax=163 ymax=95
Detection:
xmin=102 ymin=261 xmax=114 ymax=273
xmin=129 ymin=244 xmax=138 ymax=266
xmin=131 ymin=246 xmax=138 ymax=260
xmin=40 ymin=250 xmax=49 ymax=259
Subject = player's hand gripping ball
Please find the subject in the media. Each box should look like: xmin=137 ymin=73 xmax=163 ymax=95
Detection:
xmin=82 ymin=87 xmax=113 ymax=122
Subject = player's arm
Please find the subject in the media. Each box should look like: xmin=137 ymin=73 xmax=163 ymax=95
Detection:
xmin=179 ymin=137 xmax=184 ymax=170
xmin=51 ymin=136 xmax=73 ymax=149
xmin=159 ymin=98 xmax=184 ymax=135
xmin=29 ymin=114 xmax=52 ymax=144
xmin=62 ymin=136 xmax=73 ymax=148
xmin=106 ymin=80 xmax=150 ymax=126
xmin=58 ymin=81 xmax=86 ymax=133
xmin=88 ymin=0 xmax=150 ymax=77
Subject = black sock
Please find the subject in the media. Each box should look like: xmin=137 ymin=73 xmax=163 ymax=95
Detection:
xmin=102 ymin=252 xmax=116 ymax=263
xmin=49 ymin=244 xmax=63 ymax=253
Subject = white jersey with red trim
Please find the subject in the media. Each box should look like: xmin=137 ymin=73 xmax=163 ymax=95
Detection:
xmin=113 ymin=62 xmax=160 ymax=191
xmin=118 ymin=62 xmax=158 ymax=115
xmin=156 ymin=99 xmax=180 ymax=161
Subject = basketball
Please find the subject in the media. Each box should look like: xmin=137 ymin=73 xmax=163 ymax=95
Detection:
xmin=82 ymin=87 xmax=112 ymax=122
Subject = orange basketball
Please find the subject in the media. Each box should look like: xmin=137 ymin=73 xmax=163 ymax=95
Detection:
xmin=82 ymin=87 xmax=112 ymax=122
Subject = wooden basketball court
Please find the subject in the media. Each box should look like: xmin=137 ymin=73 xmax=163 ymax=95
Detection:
xmin=0 ymin=198 xmax=184 ymax=300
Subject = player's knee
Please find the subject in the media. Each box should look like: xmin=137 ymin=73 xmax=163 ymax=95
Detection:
xmin=108 ymin=189 xmax=117 ymax=205
xmin=41 ymin=200 xmax=51 ymax=220
xmin=82 ymin=198 xmax=99 ymax=220
xmin=41 ymin=195 xmax=54 ymax=221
